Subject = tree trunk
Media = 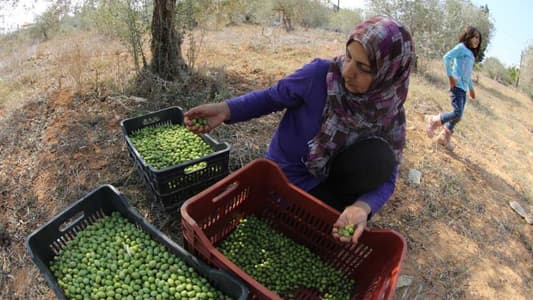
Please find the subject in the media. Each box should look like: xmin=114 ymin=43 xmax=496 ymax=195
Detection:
xmin=151 ymin=0 xmax=187 ymax=81
xmin=516 ymin=50 xmax=524 ymax=87
xmin=282 ymin=12 xmax=293 ymax=32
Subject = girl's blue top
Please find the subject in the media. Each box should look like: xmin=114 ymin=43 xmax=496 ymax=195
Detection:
xmin=443 ymin=42 xmax=475 ymax=92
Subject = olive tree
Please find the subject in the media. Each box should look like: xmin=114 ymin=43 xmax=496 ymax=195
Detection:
xmin=151 ymin=0 xmax=187 ymax=81
xmin=482 ymin=57 xmax=511 ymax=83
xmin=518 ymin=45 xmax=533 ymax=93
xmin=81 ymin=0 xmax=190 ymax=81
xmin=367 ymin=0 xmax=493 ymax=62
xmin=31 ymin=0 xmax=72 ymax=40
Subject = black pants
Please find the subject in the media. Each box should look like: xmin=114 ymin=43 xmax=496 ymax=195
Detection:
xmin=308 ymin=138 xmax=396 ymax=211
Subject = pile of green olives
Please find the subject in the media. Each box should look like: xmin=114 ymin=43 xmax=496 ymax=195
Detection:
xmin=50 ymin=212 xmax=230 ymax=300
xmin=218 ymin=216 xmax=356 ymax=300
xmin=130 ymin=124 xmax=212 ymax=170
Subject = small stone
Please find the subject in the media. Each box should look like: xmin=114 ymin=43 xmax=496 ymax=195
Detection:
xmin=396 ymin=275 xmax=413 ymax=288
xmin=130 ymin=96 xmax=147 ymax=103
xmin=408 ymin=169 xmax=422 ymax=185
xmin=509 ymin=201 xmax=533 ymax=224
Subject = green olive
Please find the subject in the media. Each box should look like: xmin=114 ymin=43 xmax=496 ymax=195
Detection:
xmin=192 ymin=118 xmax=208 ymax=127
xmin=338 ymin=224 xmax=355 ymax=238
xmin=50 ymin=212 xmax=229 ymax=299
xmin=218 ymin=216 xmax=356 ymax=299
xmin=130 ymin=124 xmax=213 ymax=170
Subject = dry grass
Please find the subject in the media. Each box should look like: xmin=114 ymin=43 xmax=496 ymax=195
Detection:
xmin=391 ymin=72 xmax=533 ymax=299
xmin=0 ymin=25 xmax=531 ymax=300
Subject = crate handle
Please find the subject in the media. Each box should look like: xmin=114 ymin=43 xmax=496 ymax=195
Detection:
xmin=211 ymin=181 xmax=239 ymax=204
xmin=183 ymin=161 xmax=208 ymax=174
xmin=141 ymin=116 xmax=161 ymax=127
xmin=58 ymin=211 xmax=85 ymax=232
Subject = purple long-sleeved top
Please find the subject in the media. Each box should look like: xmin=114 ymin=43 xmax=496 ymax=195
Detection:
xmin=225 ymin=58 xmax=398 ymax=214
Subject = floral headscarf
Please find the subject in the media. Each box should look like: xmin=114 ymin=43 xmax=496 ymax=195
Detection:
xmin=305 ymin=16 xmax=414 ymax=178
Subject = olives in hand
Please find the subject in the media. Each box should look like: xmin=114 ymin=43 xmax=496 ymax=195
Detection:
xmin=191 ymin=118 xmax=208 ymax=127
xmin=338 ymin=224 xmax=355 ymax=238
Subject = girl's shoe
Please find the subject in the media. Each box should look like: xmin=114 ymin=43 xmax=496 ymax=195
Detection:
xmin=426 ymin=115 xmax=441 ymax=138
xmin=437 ymin=127 xmax=452 ymax=147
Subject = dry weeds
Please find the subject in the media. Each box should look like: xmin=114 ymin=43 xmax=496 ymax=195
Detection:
xmin=0 ymin=25 xmax=531 ymax=300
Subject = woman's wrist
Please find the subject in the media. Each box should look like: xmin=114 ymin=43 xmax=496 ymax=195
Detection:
xmin=352 ymin=200 xmax=371 ymax=215
xmin=220 ymin=102 xmax=231 ymax=121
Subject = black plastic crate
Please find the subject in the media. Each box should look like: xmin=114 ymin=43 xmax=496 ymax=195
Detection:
xmin=145 ymin=170 xmax=229 ymax=211
xmin=120 ymin=106 xmax=231 ymax=210
xmin=132 ymin=155 xmax=228 ymax=212
xmin=25 ymin=184 xmax=248 ymax=300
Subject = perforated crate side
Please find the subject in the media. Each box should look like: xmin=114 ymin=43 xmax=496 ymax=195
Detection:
xmin=147 ymin=140 xmax=230 ymax=195
xmin=121 ymin=106 xmax=231 ymax=209
xmin=181 ymin=159 xmax=407 ymax=300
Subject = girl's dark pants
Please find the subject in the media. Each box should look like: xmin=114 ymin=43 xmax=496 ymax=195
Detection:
xmin=308 ymin=138 xmax=396 ymax=211
xmin=440 ymin=86 xmax=466 ymax=131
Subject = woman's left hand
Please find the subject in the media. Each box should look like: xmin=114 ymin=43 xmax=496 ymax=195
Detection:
xmin=332 ymin=201 xmax=371 ymax=244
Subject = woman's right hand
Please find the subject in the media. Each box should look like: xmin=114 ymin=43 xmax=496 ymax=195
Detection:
xmin=184 ymin=102 xmax=231 ymax=134
xmin=331 ymin=201 xmax=371 ymax=244
xmin=448 ymin=76 xmax=456 ymax=89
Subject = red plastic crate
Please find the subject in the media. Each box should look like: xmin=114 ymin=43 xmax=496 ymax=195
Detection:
xmin=181 ymin=158 xmax=407 ymax=300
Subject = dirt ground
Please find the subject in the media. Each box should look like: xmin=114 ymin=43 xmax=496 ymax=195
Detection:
xmin=0 ymin=25 xmax=532 ymax=299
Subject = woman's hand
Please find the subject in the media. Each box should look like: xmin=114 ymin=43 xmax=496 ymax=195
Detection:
xmin=332 ymin=201 xmax=371 ymax=244
xmin=448 ymin=76 xmax=456 ymax=89
xmin=184 ymin=102 xmax=231 ymax=134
